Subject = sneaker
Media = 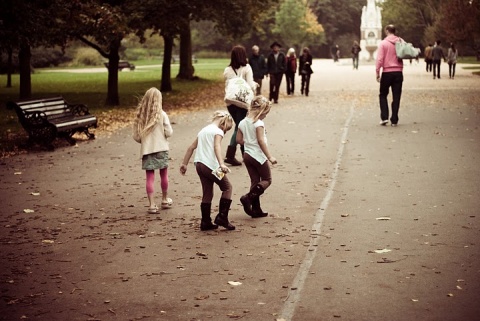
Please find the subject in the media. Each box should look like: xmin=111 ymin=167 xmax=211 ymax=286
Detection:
xmin=379 ymin=120 xmax=388 ymax=126
xmin=391 ymin=123 xmax=398 ymax=127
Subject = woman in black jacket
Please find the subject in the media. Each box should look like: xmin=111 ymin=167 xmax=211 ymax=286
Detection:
xmin=299 ymin=47 xmax=313 ymax=96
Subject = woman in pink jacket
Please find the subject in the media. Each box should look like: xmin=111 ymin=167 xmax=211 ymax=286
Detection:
xmin=376 ymin=24 xmax=403 ymax=127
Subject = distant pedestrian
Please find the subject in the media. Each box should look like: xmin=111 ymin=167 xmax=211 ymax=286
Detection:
xmin=133 ymin=87 xmax=173 ymax=214
xmin=267 ymin=41 xmax=286 ymax=104
xmin=236 ymin=96 xmax=277 ymax=218
xmin=375 ymin=24 xmax=403 ymax=127
xmin=249 ymin=45 xmax=267 ymax=95
xmin=224 ymin=45 xmax=258 ymax=166
xmin=180 ymin=111 xmax=236 ymax=231
xmin=285 ymin=48 xmax=297 ymax=95
xmin=299 ymin=47 xmax=313 ymax=96
xmin=447 ymin=43 xmax=458 ymax=79
xmin=424 ymin=44 xmax=433 ymax=72
xmin=351 ymin=41 xmax=361 ymax=69
xmin=331 ymin=44 xmax=340 ymax=62
xmin=432 ymin=40 xmax=446 ymax=79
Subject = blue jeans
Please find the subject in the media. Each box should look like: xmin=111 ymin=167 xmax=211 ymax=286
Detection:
xmin=379 ymin=72 xmax=403 ymax=124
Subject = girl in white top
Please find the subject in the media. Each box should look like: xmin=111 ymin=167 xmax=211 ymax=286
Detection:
xmin=133 ymin=87 xmax=173 ymax=214
xmin=236 ymin=96 xmax=277 ymax=218
xmin=180 ymin=111 xmax=236 ymax=231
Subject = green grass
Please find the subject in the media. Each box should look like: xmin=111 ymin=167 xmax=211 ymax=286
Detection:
xmin=0 ymin=59 xmax=229 ymax=154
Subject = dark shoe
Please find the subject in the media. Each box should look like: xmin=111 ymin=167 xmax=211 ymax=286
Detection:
xmin=214 ymin=198 xmax=235 ymax=230
xmin=224 ymin=145 xmax=242 ymax=166
xmin=200 ymin=203 xmax=218 ymax=231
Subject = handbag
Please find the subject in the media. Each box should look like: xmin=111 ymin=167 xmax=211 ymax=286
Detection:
xmin=224 ymin=68 xmax=254 ymax=109
xmin=395 ymin=38 xmax=419 ymax=59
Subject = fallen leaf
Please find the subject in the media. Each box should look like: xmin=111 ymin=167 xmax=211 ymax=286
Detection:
xmin=374 ymin=249 xmax=391 ymax=254
xmin=31 ymin=192 xmax=40 ymax=196
xmin=228 ymin=281 xmax=242 ymax=286
xmin=23 ymin=209 xmax=34 ymax=213
xmin=42 ymin=240 xmax=55 ymax=244
xmin=376 ymin=217 xmax=391 ymax=220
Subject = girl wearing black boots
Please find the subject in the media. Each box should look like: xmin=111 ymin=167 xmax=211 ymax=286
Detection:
xmin=180 ymin=111 xmax=236 ymax=231
xmin=236 ymin=96 xmax=277 ymax=218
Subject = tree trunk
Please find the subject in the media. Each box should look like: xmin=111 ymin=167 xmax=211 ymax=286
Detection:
xmin=177 ymin=20 xmax=195 ymax=80
xmin=161 ymin=35 xmax=173 ymax=92
xmin=18 ymin=44 xmax=31 ymax=99
xmin=6 ymin=47 xmax=13 ymax=88
xmin=106 ymin=39 xmax=121 ymax=106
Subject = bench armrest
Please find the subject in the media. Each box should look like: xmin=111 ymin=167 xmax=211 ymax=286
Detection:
xmin=70 ymin=104 xmax=91 ymax=116
xmin=24 ymin=111 xmax=49 ymax=127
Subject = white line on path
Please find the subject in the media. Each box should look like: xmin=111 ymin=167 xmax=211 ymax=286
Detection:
xmin=279 ymin=102 xmax=355 ymax=321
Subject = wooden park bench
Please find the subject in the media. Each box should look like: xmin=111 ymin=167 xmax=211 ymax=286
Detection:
xmin=104 ymin=60 xmax=136 ymax=71
xmin=7 ymin=97 xmax=97 ymax=150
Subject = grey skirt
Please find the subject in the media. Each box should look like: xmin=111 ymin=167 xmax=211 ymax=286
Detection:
xmin=142 ymin=151 xmax=169 ymax=170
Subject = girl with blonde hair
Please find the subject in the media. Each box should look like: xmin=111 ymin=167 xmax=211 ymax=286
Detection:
xmin=133 ymin=87 xmax=173 ymax=214
xmin=180 ymin=111 xmax=236 ymax=231
xmin=236 ymin=96 xmax=277 ymax=217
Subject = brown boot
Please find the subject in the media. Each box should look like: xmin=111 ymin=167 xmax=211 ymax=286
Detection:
xmin=224 ymin=145 xmax=242 ymax=166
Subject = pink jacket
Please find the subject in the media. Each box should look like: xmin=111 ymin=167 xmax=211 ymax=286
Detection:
xmin=376 ymin=35 xmax=403 ymax=76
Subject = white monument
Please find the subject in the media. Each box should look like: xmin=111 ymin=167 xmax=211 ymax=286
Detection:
xmin=360 ymin=0 xmax=383 ymax=61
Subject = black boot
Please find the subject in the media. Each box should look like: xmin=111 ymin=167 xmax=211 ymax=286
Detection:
xmin=200 ymin=203 xmax=218 ymax=231
xmin=240 ymin=184 xmax=264 ymax=217
xmin=214 ymin=198 xmax=235 ymax=230
xmin=224 ymin=145 xmax=242 ymax=166
xmin=251 ymin=197 xmax=268 ymax=218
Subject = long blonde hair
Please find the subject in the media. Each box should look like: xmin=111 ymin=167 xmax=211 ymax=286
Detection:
xmin=248 ymin=96 xmax=271 ymax=122
xmin=133 ymin=87 xmax=164 ymax=140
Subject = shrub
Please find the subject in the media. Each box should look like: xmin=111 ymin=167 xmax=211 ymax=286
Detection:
xmin=70 ymin=47 xmax=103 ymax=67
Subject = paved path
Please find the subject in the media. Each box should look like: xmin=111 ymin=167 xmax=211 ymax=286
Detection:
xmin=0 ymin=59 xmax=479 ymax=321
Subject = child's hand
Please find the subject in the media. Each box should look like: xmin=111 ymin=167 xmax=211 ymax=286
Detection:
xmin=269 ymin=157 xmax=277 ymax=165
xmin=220 ymin=164 xmax=230 ymax=173
xmin=180 ymin=164 xmax=187 ymax=175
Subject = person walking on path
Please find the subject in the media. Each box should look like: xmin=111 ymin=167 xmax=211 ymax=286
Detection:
xmin=285 ymin=48 xmax=297 ymax=95
xmin=375 ymin=24 xmax=404 ymax=127
xmin=424 ymin=43 xmax=433 ymax=72
xmin=299 ymin=47 xmax=313 ymax=96
xmin=249 ymin=45 xmax=267 ymax=95
xmin=132 ymin=87 xmax=174 ymax=214
xmin=447 ymin=43 xmax=458 ymax=79
xmin=432 ymin=40 xmax=446 ymax=79
xmin=267 ymin=41 xmax=286 ymax=104
xmin=180 ymin=111 xmax=236 ymax=231
xmin=236 ymin=96 xmax=277 ymax=218
xmin=351 ymin=41 xmax=361 ymax=70
xmin=223 ymin=45 xmax=258 ymax=166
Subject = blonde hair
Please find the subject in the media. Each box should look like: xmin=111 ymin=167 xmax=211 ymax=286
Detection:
xmin=133 ymin=87 xmax=164 ymax=140
xmin=287 ymin=48 xmax=295 ymax=57
xmin=248 ymin=96 xmax=272 ymax=122
xmin=211 ymin=110 xmax=234 ymax=132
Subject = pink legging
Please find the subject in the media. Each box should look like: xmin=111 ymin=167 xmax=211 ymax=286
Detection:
xmin=146 ymin=169 xmax=168 ymax=194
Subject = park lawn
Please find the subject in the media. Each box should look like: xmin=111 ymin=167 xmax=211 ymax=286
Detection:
xmin=0 ymin=59 xmax=229 ymax=156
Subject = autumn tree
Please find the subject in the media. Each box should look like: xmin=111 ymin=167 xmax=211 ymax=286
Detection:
xmin=0 ymin=0 xmax=67 ymax=98
xmin=436 ymin=0 xmax=480 ymax=53
xmin=273 ymin=0 xmax=325 ymax=51
xmin=310 ymin=0 xmax=365 ymax=57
